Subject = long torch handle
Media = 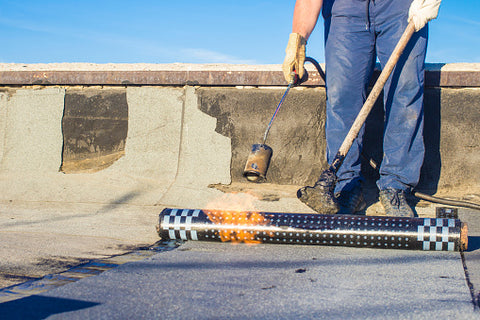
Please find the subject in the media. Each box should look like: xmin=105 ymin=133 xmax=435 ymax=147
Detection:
xmin=331 ymin=22 xmax=416 ymax=172
xmin=262 ymin=79 xmax=295 ymax=144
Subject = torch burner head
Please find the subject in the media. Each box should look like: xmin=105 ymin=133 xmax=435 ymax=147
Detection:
xmin=243 ymin=144 xmax=273 ymax=182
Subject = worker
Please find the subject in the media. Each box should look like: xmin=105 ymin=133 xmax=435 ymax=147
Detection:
xmin=283 ymin=0 xmax=441 ymax=217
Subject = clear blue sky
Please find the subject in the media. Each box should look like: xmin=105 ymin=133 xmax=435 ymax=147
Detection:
xmin=0 ymin=0 xmax=478 ymax=64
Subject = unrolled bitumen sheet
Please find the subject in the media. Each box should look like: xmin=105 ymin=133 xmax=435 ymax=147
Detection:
xmin=3 ymin=241 xmax=477 ymax=319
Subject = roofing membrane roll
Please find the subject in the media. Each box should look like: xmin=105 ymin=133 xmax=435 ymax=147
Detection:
xmin=158 ymin=208 xmax=467 ymax=251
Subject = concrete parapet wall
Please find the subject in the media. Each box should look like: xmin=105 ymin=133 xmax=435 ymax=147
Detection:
xmin=0 ymin=86 xmax=231 ymax=207
xmin=0 ymin=63 xmax=479 ymax=206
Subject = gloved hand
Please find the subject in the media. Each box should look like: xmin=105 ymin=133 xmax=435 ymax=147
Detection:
xmin=408 ymin=0 xmax=441 ymax=32
xmin=282 ymin=33 xmax=306 ymax=83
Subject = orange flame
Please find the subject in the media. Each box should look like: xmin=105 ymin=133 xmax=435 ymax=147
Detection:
xmin=204 ymin=192 xmax=272 ymax=244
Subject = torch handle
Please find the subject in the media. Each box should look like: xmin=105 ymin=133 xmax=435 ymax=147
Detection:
xmin=263 ymin=80 xmax=294 ymax=144
xmin=332 ymin=22 xmax=416 ymax=173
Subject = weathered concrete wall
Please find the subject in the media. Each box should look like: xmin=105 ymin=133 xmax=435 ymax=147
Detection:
xmin=197 ymin=87 xmax=327 ymax=186
xmin=0 ymin=63 xmax=479 ymax=206
xmin=0 ymin=86 xmax=231 ymax=207
xmin=431 ymin=88 xmax=480 ymax=190
xmin=0 ymin=88 xmax=64 ymax=174
xmin=362 ymin=87 xmax=480 ymax=194
xmin=197 ymin=85 xmax=480 ymax=194
xmin=62 ymin=87 xmax=128 ymax=172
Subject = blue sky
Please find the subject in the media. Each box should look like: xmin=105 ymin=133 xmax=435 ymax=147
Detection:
xmin=0 ymin=0 xmax=478 ymax=64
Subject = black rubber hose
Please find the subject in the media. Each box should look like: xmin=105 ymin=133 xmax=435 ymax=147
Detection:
xmin=412 ymin=191 xmax=480 ymax=211
xmin=304 ymin=57 xmax=326 ymax=82
xmin=362 ymin=153 xmax=480 ymax=211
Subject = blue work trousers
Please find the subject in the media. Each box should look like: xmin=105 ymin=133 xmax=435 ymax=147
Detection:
xmin=322 ymin=0 xmax=428 ymax=193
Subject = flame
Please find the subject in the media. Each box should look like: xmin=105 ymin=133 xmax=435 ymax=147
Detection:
xmin=204 ymin=192 xmax=272 ymax=244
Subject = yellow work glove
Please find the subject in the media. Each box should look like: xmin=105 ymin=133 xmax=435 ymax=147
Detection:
xmin=408 ymin=0 xmax=442 ymax=32
xmin=282 ymin=33 xmax=306 ymax=83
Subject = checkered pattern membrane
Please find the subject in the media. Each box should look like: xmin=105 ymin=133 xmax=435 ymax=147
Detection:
xmin=159 ymin=209 xmax=462 ymax=251
xmin=417 ymin=218 xmax=458 ymax=251
xmin=161 ymin=209 xmax=201 ymax=241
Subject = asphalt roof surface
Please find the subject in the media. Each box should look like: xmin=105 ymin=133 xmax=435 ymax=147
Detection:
xmin=2 ymin=239 xmax=478 ymax=319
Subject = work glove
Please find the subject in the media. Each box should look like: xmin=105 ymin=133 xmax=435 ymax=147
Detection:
xmin=408 ymin=0 xmax=441 ymax=32
xmin=282 ymin=33 xmax=306 ymax=83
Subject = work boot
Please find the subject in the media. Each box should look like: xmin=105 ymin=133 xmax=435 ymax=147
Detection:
xmin=336 ymin=185 xmax=366 ymax=215
xmin=297 ymin=168 xmax=339 ymax=214
xmin=379 ymin=188 xmax=415 ymax=217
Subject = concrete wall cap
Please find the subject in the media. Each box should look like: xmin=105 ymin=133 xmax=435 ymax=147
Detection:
xmin=0 ymin=63 xmax=285 ymax=72
xmin=0 ymin=62 xmax=478 ymax=72
xmin=0 ymin=63 xmax=478 ymax=87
